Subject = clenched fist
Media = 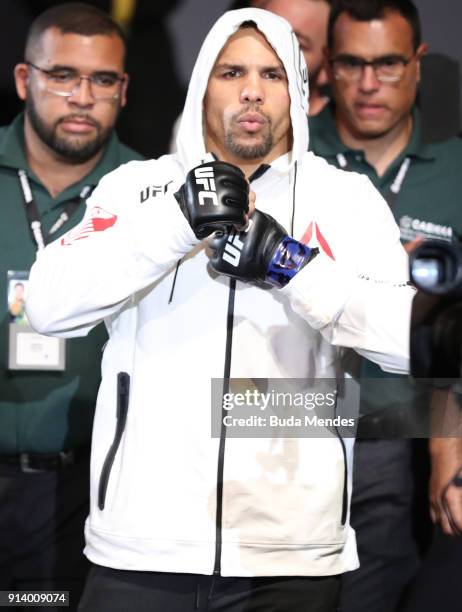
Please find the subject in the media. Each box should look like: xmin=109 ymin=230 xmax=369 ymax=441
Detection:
xmin=175 ymin=161 xmax=249 ymax=239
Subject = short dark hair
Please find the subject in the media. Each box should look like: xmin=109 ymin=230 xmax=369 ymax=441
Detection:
xmin=239 ymin=20 xmax=258 ymax=30
xmin=25 ymin=2 xmax=126 ymax=62
xmin=327 ymin=0 xmax=421 ymax=51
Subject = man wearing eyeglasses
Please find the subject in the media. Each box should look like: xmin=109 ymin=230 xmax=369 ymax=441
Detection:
xmin=308 ymin=1 xmax=462 ymax=611
xmin=0 ymin=3 xmax=142 ymax=609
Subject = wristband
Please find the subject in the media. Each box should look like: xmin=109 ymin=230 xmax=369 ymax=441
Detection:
xmin=266 ymin=237 xmax=319 ymax=288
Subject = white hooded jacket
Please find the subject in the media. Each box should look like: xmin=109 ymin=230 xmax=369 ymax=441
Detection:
xmin=27 ymin=9 xmax=414 ymax=576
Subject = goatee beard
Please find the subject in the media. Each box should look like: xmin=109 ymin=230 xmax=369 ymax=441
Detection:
xmin=225 ymin=107 xmax=273 ymax=160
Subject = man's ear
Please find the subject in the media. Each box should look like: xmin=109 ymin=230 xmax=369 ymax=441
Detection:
xmin=415 ymin=43 xmax=429 ymax=83
xmin=322 ymin=47 xmax=333 ymax=81
xmin=120 ymin=73 xmax=129 ymax=108
xmin=316 ymin=66 xmax=329 ymax=89
xmin=14 ymin=63 xmax=29 ymax=101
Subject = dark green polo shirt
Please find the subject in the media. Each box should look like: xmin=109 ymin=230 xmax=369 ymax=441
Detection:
xmin=309 ymin=104 xmax=462 ymax=243
xmin=309 ymin=104 xmax=462 ymax=417
xmin=0 ymin=114 xmax=143 ymax=453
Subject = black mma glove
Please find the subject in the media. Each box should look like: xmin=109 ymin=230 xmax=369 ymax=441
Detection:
xmin=209 ymin=209 xmax=319 ymax=288
xmin=175 ymin=161 xmax=249 ymax=239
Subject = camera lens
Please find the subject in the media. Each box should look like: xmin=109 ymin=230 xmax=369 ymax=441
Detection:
xmin=411 ymin=257 xmax=443 ymax=290
xmin=409 ymin=241 xmax=462 ymax=296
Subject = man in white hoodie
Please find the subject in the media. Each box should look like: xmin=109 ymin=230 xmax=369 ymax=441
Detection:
xmin=26 ymin=8 xmax=414 ymax=612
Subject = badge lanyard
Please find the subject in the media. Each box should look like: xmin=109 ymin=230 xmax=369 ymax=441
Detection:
xmin=336 ymin=153 xmax=412 ymax=209
xmin=17 ymin=169 xmax=92 ymax=251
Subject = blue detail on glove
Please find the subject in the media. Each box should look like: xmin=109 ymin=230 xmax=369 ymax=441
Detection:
xmin=266 ymin=237 xmax=316 ymax=288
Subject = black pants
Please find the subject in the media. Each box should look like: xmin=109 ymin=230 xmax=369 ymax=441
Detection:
xmin=340 ymin=440 xmax=421 ymax=612
xmin=0 ymin=456 xmax=90 ymax=611
xmin=78 ymin=565 xmax=341 ymax=612
xmin=400 ymin=527 xmax=462 ymax=612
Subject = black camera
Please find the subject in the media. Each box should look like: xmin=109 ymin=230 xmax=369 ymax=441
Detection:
xmin=409 ymin=240 xmax=462 ymax=379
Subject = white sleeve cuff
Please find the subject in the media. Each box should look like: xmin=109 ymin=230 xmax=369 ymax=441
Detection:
xmin=281 ymin=254 xmax=354 ymax=330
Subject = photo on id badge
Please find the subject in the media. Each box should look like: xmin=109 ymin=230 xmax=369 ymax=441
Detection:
xmin=7 ymin=270 xmax=65 ymax=371
xmin=8 ymin=274 xmax=29 ymax=324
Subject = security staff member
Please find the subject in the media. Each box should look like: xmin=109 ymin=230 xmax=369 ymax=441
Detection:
xmin=0 ymin=4 xmax=142 ymax=610
xmin=309 ymin=1 xmax=462 ymax=611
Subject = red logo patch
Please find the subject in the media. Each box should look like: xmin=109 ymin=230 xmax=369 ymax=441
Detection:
xmin=61 ymin=206 xmax=117 ymax=246
xmin=300 ymin=222 xmax=335 ymax=260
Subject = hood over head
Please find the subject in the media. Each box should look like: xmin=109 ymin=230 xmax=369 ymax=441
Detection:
xmin=176 ymin=8 xmax=309 ymax=172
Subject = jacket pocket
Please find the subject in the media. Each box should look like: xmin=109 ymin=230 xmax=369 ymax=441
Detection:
xmin=333 ymin=390 xmax=348 ymax=526
xmin=98 ymin=372 xmax=130 ymax=510
xmin=336 ymin=431 xmax=348 ymax=525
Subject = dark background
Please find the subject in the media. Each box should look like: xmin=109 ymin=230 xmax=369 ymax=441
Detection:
xmin=1 ymin=0 xmax=461 ymax=155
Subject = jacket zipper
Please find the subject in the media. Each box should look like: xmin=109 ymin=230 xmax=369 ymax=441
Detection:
xmin=98 ymin=372 xmax=130 ymax=510
xmin=213 ymin=278 xmax=236 ymax=575
xmin=212 ymin=164 xmax=292 ymax=574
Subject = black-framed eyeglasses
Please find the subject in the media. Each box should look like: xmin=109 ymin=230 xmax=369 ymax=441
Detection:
xmin=330 ymin=53 xmax=416 ymax=83
xmin=26 ymin=61 xmax=126 ymax=100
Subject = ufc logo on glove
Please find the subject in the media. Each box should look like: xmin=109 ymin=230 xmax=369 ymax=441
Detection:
xmin=174 ymin=160 xmax=249 ymax=239
xmin=194 ymin=166 xmax=218 ymax=206
xmin=222 ymin=219 xmax=254 ymax=267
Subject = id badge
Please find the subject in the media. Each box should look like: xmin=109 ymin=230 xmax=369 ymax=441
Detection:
xmin=7 ymin=270 xmax=65 ymax=371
